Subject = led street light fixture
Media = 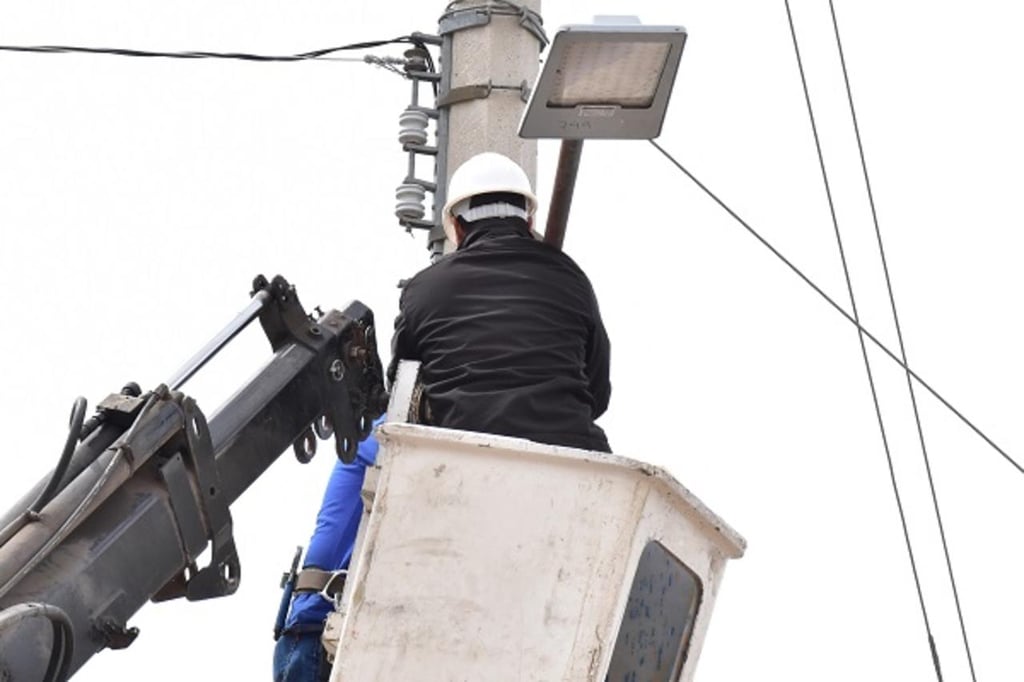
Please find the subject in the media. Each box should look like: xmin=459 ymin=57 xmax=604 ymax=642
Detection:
xmin=519 ymin=17 xmax=687 ymax=140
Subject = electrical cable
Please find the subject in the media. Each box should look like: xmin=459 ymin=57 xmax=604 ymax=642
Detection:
xmin=827 ymin=2 xmax=976 ymax=678
xmin=0 ymin=36 xmax=421 ymax=64
xmin=407 ymin=35 xmax=439 ymax=96
xmin=0 ymin=36 xmax=440 ymax=85
xmin=784 ymin=1 xmax=940 ymax=678
xmin=0 ymin=397 xmax=89 ymax=549
xmin=0 ymin=393 xmax=158 ymax=602
xmin=646 ymin=141 xmax=1022 ymax=483
xmin=29 ymin=397 xmax=87 ymax=515
xmin=0 ymin=602 xmax=74 ymax=682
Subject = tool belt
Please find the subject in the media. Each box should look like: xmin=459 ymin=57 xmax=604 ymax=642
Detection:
xmin=294 ymin=567 xmax=348 ymax=601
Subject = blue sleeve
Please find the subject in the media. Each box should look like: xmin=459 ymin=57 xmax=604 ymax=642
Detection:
xmin=302 ymin=419 xmax=382 ymax=571
xmin=285 ymin=417 xmax=384 ymax=629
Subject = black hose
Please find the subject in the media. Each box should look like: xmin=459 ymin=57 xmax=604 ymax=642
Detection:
xmin=29 ymin=397 xmax=88 ymax=515
xmin=0 ymin=602 xmax=75 ymax=682
xmin=0 ymin=393 xmax=157 ymax=601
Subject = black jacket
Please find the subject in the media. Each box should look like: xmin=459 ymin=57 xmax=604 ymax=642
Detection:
xmin=388 ymin=219 xmax=611 ymax=452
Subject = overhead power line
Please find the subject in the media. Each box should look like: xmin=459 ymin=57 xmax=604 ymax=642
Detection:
xmin=0 ymin=35 xmax=427 ymax=67
xmin=649 ymin=138 xmax=1022 ymax=482
xmin=823 ymin=1 xmax=976 ymax=678
xmin=784 ymin=1 xmax=943 ymax=679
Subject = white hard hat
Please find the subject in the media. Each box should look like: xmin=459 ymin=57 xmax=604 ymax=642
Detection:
xmin=442 ymin=152 xmax=538 ymax=244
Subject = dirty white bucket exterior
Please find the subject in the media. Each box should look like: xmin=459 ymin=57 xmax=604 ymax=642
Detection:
xmin=328 ymin=422 xmax=745 ymax=682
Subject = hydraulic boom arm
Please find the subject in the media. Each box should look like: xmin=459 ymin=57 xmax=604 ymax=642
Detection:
xmin=0 ymin=274 xmax=387 ymax=680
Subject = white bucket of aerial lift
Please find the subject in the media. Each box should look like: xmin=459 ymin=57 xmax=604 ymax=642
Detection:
xmin=325 ymin=364 xmax=746 ymax=682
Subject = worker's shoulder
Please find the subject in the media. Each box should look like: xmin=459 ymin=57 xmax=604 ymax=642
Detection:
xmin=526 ymin=239 xmax=599 ymax=288
xmin=398 ymin=256 xmax=462 ymax=307
xmin=402 ymin=237 xmax=595 ymax=289
xmin=543 ymin=242 xmax=590 ymax=275
xmin=480 ymin=233 xmax=591 ymax=272
xmin=401 ymin=254 xmax=452 ymax=284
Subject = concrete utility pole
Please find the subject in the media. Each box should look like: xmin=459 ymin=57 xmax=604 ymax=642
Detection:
xmin=432 ymin=0 xmax=547 ymax=255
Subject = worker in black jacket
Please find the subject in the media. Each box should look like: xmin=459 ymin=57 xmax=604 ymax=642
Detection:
xmin=388 ymin=152 xmax=611 ymax=452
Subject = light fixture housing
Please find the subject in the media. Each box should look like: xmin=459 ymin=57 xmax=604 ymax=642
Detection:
xmin=519 ymin=17 xmax=687 ymax=140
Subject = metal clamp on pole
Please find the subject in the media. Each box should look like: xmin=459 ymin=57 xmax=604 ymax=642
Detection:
xmin=436 ymin=80 xmax=531 ymax=109
xmin=439 ymin=1 xmax=548 ymax=48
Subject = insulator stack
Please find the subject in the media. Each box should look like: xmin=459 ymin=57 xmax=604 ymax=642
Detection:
xmin=399 ymin=108 xmax=429 ymax=147
xmin=395 ymin=183 xmax=427 ymax=221
xmin=394 ymin=40 xmax=443 ymax=238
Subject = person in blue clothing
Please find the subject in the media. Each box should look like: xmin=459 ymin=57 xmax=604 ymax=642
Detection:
xmin=272 ymin=417 xmax=384 ymax=682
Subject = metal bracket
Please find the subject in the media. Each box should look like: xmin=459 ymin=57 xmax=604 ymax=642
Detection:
xmin=324 ymin=354 xmax=358 ymax=461
xmin=179 ymin=396 xmax=241 ymax=601
xmin=89 ymin=592 xmax=140 ymax=651
xmin=251 ymin=274 xmax=321 ymax=353
xmin=93 ymin=392 xmax=146 ymax=430
xmin=439 ymin=7 xmax=491 ymax=35
xmin=436 ymin=80 xmax=531 ymax=108
xmin=439 ymin=1 xmax=548 ymax=48
xmin=405 ymin=177 xmax=438 ymax=192
xmin=409 ymin=31 xmax=443 ymax=47
xmin=403 ymin=143 xmax=438 ymax=156
xmin=400 ymin=218 xmax=436 ymax=231
xmin=407 ymin=104 xmax=440 ymax=119
xmin=318 ymin=305 xmax=386 ymax=462
xmin=158 ymin=452 xmax=207 ymax=567
xmin=96 ymin=619 xmax=140 ymax=650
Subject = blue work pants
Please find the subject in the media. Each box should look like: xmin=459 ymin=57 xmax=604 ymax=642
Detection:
xmin=273 ymin=630 xmax=331 ymax=682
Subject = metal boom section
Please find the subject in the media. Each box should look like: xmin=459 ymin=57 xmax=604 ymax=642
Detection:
xmin=0 ymin=274 xmax=387 ymax=680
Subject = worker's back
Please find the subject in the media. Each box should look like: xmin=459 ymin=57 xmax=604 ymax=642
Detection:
xmin=389 ymin=218 xmax=611 ymax=452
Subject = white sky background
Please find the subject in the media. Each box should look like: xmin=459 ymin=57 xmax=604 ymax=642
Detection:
xmin=1 ymin=1 xmax=1022 ymax=680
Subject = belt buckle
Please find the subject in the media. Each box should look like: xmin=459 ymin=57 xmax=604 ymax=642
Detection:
xmin=319 ymin=569 xmax=348 ymax=607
